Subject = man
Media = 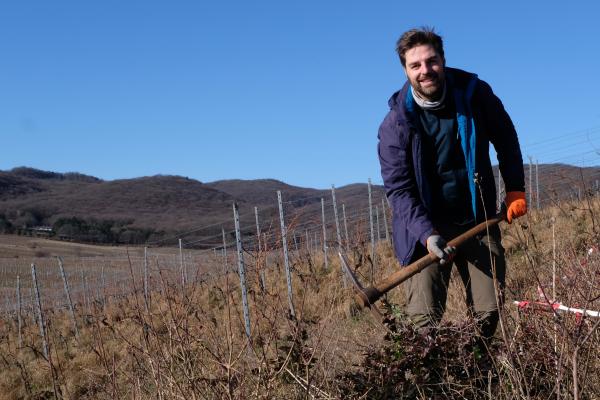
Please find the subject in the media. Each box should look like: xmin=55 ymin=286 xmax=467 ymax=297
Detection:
xmin=378 ymin=27 xmax=527 ymax=338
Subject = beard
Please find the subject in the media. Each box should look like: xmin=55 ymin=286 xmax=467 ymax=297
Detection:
xmin=410 ymin=71 xmax=445 ymax=101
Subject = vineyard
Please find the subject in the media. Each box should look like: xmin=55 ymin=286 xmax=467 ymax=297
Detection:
xmin=0 ymin=184 xmax=598 ymax=399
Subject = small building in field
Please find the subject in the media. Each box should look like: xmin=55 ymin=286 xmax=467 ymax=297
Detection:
xmin=28 ymin=226 xmax=55 ymax=238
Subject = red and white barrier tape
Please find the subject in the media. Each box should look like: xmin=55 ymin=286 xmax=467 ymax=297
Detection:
xmin=513 ymin=300 xmax=600 ymax=318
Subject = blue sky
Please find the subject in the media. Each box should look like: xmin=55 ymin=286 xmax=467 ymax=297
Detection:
xmin=2 ymin=1 xmax=600 ymax=188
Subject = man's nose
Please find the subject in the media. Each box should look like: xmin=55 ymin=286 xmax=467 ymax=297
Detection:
xmin=420 ymin=63 xmax=432 ymax=75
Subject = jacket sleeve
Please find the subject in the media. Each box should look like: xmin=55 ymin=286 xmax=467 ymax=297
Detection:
xmin=477 ymin=81 xmax=525 ymax=192
xmin=378 ymin=110 xmax=434 ymax=245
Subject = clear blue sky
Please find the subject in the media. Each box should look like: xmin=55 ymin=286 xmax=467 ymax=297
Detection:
xmin=2 ymin=1 xmax=600 ymax=188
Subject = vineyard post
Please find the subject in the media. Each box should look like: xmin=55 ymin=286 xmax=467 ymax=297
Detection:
xmin=528 ymin=156 xmax=533 ymax=206
xmin=382 ymin=198 xmax=390 ymax=243
xmin=31 ymin=263 xmax=49 ymax=358
xmin=376 ymin=205 xmax=381 ymax=242
xmin=500 ymin=176 xmax=504 ymax=206
xmin=16 ymin=275 xmax=22 ymax=348
xmin=368 ymin=178 xmax=376 ymax=283
xmin=233 ymin=202 xmax=252 ymax=341
xmin=305 ymin=230 xmax=310 ymax=254
xmin=179 ymin=239 xmax=186 ymax=286
xmin=263 ymin=232 xmax=269 ymax=271
xmin=144 ymin=246 xmax=149 ymax=310
xmin=81 ymin=270 xmax=89 ymax=315
xmin=29 ymin=286 xmax=35 ymax=323
xmin=497 ymin=170 xmax=502 ymax=210
xmin=331 ymin=185 xmax=346 ymax=287
xmin=536 ymin=159 xmax=540 ymax=209
xmin=101 ymin=265 xmax=106 ymax=307
xmin=342 ymin=203 xmax=349 ymax=251
xmin=94 ymin=268 xmax=100 ymax=305
xmin=321 ymin=198 xmax=328 ymax=270
xmin=552 ymin=216 xmax=559 ymax=395
xmin=331 ymin=185 xmax=343 ymax=248
xmin=254 ymin=207 xmax=261 ymax=254
xmin=277 ymin=191 xmax=296 ymax=318
xmin=254 ymin=207 xmax=266 ymax=289
xmin=57 ymin=257 xmax=79 ymax=339
xmin=4 ymin=295 xmax=9 ymax=319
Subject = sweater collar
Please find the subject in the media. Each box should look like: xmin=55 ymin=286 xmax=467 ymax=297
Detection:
xmin=410 ymin=83 xmax=447 ymax=110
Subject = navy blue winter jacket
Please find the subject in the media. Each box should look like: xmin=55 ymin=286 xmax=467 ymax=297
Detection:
xmin=378 ymin=67 xmax=525 ymax=265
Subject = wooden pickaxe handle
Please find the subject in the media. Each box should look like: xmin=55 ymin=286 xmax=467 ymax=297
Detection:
xmin=352 ymin=212 xmax=506 ymax=309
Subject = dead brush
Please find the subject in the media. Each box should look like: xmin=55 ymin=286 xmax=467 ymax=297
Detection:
xmin=500 ymin=196 xmax=600 ymax=399
xmin=0 ymin=195 xmax=598 ymax=399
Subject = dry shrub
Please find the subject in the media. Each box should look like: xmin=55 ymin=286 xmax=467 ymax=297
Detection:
xmin=0 ymin=196 xmax=597 ymax=398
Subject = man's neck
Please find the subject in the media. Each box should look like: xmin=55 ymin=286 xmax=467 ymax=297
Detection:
xmin=411 ymin=84 xmax=447 ymax=110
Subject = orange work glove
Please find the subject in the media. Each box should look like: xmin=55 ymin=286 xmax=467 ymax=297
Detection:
xmin=504 ymin=191 xmax=527 ymax=223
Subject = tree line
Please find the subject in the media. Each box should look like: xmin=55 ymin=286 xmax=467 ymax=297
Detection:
xmin=0 ymin=209 xmax=160 ymax=245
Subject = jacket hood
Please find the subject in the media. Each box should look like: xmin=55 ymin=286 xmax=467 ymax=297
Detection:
xmin=387 ymin=83 xmax=409 ymax=111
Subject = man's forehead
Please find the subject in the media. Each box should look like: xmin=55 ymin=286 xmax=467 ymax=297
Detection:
xmin=405 ymin=45 xmax=440 ymax=63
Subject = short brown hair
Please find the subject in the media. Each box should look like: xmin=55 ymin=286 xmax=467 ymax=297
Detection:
xmin=396 ymin=27 xmax=445 ymax=67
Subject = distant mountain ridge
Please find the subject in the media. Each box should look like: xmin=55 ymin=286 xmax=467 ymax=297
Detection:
xmin=9 ymin=167 xmax=101 ymax=182
xmin=0 ymin=167 xmax=387 ymax=246
xmin=0 ymin=164 xmax=598 ymax=247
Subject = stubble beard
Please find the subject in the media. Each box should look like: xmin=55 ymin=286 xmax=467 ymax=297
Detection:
xmin=411 ymin=72 xmax=444 ymax=101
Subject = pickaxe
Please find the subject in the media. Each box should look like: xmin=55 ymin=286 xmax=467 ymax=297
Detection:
xmin=339 ymin=212 xmax=506 ymax=311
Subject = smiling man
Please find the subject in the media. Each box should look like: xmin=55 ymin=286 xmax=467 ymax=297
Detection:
xmin=377 ymin=27 xmax=527 ymax=338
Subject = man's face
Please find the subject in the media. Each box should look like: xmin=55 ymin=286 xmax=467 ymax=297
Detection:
xmin=403 ymin=44 xmax=445 ymax=101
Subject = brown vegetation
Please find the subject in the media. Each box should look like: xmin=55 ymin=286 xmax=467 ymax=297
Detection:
xmin=0 ymin=193 xmax=598 ymax=399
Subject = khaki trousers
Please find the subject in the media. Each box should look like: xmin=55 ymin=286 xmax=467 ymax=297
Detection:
xmin=405 ymin=224 xmax=505 ymax=338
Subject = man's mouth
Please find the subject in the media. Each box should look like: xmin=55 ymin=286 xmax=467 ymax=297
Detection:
xmin=419 ymin=76 xmax=437 ymax=86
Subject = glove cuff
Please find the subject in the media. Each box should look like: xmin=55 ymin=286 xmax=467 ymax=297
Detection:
xmin=505 ymin=191 xmax=526 ymax=205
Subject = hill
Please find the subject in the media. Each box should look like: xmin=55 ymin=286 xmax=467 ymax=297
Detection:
xmin=1 ymin=164 xmax=599 ymax=247
xmin=0 ymin=167 xmax=387 ymax=247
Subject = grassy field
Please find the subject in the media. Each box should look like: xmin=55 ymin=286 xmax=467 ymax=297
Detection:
xmin=0 ymin=234 xmax=146 ymax=259
xmin=0 ymin=197 xmax=598 ymax=399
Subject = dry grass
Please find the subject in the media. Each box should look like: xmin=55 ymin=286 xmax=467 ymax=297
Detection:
xmin=0 ymin=234 xmax=146 ymax=259
xmin=0 ymin=197 xmax=598 ymax=399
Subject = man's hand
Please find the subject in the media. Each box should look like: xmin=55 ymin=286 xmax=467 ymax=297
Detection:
xmin=426 ymin=234 xmax=456 ymax=265
xmin=505 ymin=191 xmax=527 ymax=223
